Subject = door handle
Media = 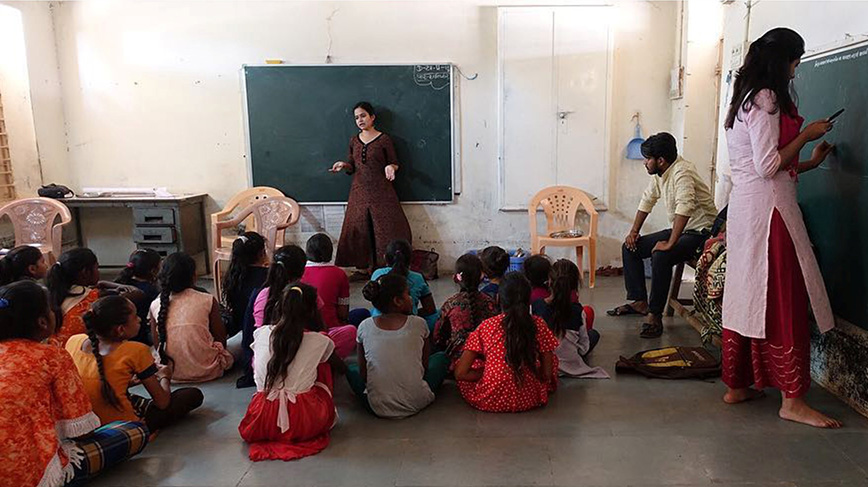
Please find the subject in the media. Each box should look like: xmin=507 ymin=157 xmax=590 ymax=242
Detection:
xmin=558 ymin=110 xmax=574 ymax=120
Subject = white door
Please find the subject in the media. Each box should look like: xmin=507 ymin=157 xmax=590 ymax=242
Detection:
xmin=499 ymin=6 xmax=612 ymax=209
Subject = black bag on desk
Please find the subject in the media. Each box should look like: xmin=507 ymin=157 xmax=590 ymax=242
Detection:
xmin=38 ymin=184 xmax=75 ymax=199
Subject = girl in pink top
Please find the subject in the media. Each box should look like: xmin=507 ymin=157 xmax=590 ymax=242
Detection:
xmin=722 ymin=28 xmax=839 ymax=428
xmin=149 ymin=253 xmax=233 ymax=383
xmin=253 ymin=245 xmax=356 ymax=359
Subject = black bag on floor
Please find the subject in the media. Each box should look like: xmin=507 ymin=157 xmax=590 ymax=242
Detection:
xmin=615 ymin=346 xmax=720 ymax=380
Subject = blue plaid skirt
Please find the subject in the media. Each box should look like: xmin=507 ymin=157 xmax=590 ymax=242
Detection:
xmin=66 ymin=420 xmax=149 ymax=485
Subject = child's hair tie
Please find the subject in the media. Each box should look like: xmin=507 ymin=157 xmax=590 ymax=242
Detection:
xmin=237 ymin=235 xmax=249 ymax=244
xmin=0 ymin=298 xmax=9 ymax=309
xmin=290 ymin=286 xmax=303 ymax=295
xmin=126 ymin=262 xmax=135 ymax=269
xmin=455 ymin=272 xmax=463 ymax=282
xmin=276 ymin=261 xmax=286 ymax=268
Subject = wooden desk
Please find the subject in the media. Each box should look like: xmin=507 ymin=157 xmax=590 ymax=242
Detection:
xmin=61 ymin=194 xmax=210 ymax=271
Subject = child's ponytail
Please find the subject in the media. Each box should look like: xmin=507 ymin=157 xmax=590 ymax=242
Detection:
xmin=82 ymin=299 xmax=127 ymax=410
xmin=0 ymin=280 xmax=52 ymax=341
xmin=263 ymin=245 xmax=307 ymax=326
xmin=385 ymin=239 xmax=412 ymax=277
xmin=0 ymin=246 xmax=43 ymax=286
xmin=47 ymin=248 xmax=98 ymax=310
xmin=499 ymin=272 xmax=539 ymax=380
xmin=265 ymin=283 xmax=318 ymax=390
xmin=455 ymin=254 xmax=486 ymax=330
xmin=363 ymin=273 xmax=407 ymax=313
xmin=155 ymin=252 xmax=197 ymax=366
xmin=549 ymin=259 xmax=580 ymax=338
xmin=221 ymin=232 xmax=266 ymax=311
xmin=116 ymin=248 xmax=161 ymax=285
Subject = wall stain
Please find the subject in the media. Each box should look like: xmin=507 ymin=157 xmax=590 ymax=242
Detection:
xmin=811 ymin=322 xmax=868 ymax=418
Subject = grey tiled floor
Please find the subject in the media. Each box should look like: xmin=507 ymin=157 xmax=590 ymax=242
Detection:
xmin=87 ymin=277 xmax=868 ymax=487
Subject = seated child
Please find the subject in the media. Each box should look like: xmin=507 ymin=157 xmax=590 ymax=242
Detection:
xmin=47 ymin=248 xmax=143 ymax=348
xmin=455 ymin=272 xmax=559 ymax=413
xmin=0 ymin=280 xmax=148 ymax=487
xmin=149 ymin=252 xmax=234 ymax=382
xmin=67 ymin=295 xmax=203 ymax=430
xmin=433 ymin=254 xmax=498 ymax=369
xmin=252 ymin=245 xmax=356 ymax=359
xmin=0 ymin=245 xmax=49 ymax=285
xmin=347 ymin=273 xmax=448 ymax=418
xmin=523 ymin=254 xmax=552 ymax=303
xmin=370 ymin=239 xmax=438 ymax=331
xmin=115 ymin=248 xmax=162 ymax=345
xmin=221 ymin=232 xmax=269 ymax=337
xmin=531 ymin=259 xmax=605 ymax=378
xmin=239 ymin=283 xmax=337 ymax=461
xmin=479 ymin=246 xmax=509 ymax=306
xmin=302 ymin=233 xmax=370 ymax=329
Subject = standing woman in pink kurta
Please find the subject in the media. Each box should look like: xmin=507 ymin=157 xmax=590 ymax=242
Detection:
xmin=722 ymin=28 xmax=840 ymax=428
xmin=329 ymin=102 xmax=413 ymax=281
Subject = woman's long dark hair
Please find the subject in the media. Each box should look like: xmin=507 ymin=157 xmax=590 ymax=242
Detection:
xmin=549 ymin=259 xmax=580 ymax=338
xmin=116 ymin=249 xmax=162 ymax=285
xmin=221 ymin=232 xmax=265 ymax=311
xmin=385 ymin=239 xmax=412 ymax=277
xmin=725 ymin=27 xmax=805 ymax=129
xmin=455 ymin=254 xmax=489 ymax=331
xmin=0 ymin=280 xmax=52 ymax=341
xmin=0 ymin=246 xmax=43 ymax=285
xmin=155 ymin=253 xmax=197 ymax=365
xmin=499 ymin=272 xmax=538 ymax=380
xmin=263 ymin=245 xmax=307 ymax=326
xmin=46 ymin=248 xmax=98 ymax=311
xmin=82 ymin=296 xmax=134 ymax=410
xmin=265 ymin=282 xmax=318 ymax=390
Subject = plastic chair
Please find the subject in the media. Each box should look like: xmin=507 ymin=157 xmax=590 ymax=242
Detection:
xmin=528 ymin=186 xmax=598 ymax=288
xmin=0 ymin=197 xmax=72 ymax=265
xmin=212 ymin=196 xmax=300 ymax=297
xmin=210 ymin=186 xmax=283 ymax=279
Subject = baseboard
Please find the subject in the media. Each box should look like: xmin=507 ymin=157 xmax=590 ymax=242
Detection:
xmin=811 ymin=319 xmax=868 ymax=418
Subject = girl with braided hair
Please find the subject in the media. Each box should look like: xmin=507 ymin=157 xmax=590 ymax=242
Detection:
xmin=455 ymin=272 xmax=559 ymax=412
xmin=433 ymin=254 xmax=498 ymax=370
xmin=239 ymin=283 xmax=338 ymax=461
xmin=66 ymin=295 xmax=203 ymax=430
xmin=148 ymin=252 xmax=233 ymax=382
xmin=115 ymin=248 xmax=162 ymax=345
xmin=531 ymin=259 xmax=605 ymax=378
xmin=0 ymin=280 xmax=149 ymax=487
xmin=46 ymin=248 xmax=141 ymax=348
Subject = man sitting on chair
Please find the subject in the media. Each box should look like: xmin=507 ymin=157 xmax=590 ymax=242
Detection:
xmin=608 ymin=132 xmax=718 ymax=338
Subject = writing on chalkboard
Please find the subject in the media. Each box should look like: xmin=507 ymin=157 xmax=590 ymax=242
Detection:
xmin=813 ymin=47 xmax=868 ymax=68
xmin=414 ymin=65 xmax=450 ymax=90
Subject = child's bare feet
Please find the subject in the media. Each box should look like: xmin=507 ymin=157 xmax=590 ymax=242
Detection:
xmin=779 ymin=397 xmax=842 ymax=428
xmin=723 ymin=388 xmax=765 ymax=404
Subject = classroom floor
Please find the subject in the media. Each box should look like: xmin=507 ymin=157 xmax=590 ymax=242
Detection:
xmin=87 ymin=276 xmax=868 ymax=487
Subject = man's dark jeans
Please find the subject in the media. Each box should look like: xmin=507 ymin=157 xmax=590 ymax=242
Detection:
xmin=622 ymin=229 xmax=708 ymax=316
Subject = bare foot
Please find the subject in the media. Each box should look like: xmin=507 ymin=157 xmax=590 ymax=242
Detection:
xmin=723 ymin=388 xmax=765 ymax=404
xmin=779 ymin=397 xmax=842 ymax=428
xmin=630 ymin=301 xmax=649 ymax=314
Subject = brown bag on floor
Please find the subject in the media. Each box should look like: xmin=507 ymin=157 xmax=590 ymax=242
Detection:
xmin=411 ymin=248 xmax=439 ymax=280
xmin=615 ymin=346 xmax=721 ymax=380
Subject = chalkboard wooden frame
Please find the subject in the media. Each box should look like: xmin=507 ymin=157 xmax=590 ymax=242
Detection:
xmin=240 ymin=63 xmax=458 ymax=205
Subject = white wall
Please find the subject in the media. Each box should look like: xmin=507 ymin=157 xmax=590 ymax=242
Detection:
xmin=8 ymin=0 xmax=708 ymax=271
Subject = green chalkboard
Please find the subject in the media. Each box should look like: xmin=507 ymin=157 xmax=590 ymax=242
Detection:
xmin=243 ymin=64 xmax=454 ymax=203
xmin=796 ymin=42 xmax=868 ymax=330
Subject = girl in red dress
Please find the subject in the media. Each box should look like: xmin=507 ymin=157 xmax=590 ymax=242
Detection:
xmin=239 ymin=283 xmax=338 ymax=461
xmin=455 ymin=272 xmax=559 ymax=413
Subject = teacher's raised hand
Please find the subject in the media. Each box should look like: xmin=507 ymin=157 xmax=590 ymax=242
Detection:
xmin=329 ymin=161 xmax=351 ymax=173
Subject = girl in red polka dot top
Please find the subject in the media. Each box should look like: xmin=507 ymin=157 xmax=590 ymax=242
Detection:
xmin=455 ymin=272 xmax=559 ymax=412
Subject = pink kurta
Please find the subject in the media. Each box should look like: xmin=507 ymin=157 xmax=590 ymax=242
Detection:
xmin=723 ymin=89 xmax=834 ymax=338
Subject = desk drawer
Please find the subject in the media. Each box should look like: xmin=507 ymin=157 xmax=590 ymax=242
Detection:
xmin=133 ymin=208 xmax=175 ymax=225
xmin=136 ymin=243 xmax=179 ymax=258
xmin=133 ymin=226 xmax=175 ymax=244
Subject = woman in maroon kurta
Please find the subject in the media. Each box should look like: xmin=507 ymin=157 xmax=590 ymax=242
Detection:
xmin=329 ymin=102 xmax=412 ymax=278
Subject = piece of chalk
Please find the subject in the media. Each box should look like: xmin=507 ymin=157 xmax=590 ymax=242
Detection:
xmin=265 ymin=59 xmax=284 ymax=64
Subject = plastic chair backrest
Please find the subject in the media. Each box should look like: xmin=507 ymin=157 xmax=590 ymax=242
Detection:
xmin=231 ymin=197 xmax=300 ymax=256
xmin=529 ymin=186 xmax=597 ymax=235
xmin=0 ymin=197 xmax=72 ymax=254
xmin=218 ymin=187 xmax=284 ymax=233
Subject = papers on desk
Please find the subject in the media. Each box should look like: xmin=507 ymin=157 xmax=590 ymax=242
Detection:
xmin=79 ymin=187 xmax=173 ymax=198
